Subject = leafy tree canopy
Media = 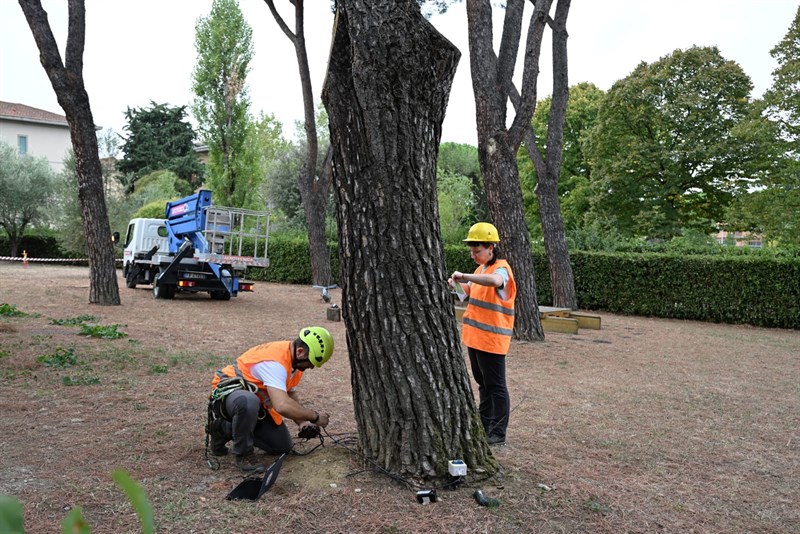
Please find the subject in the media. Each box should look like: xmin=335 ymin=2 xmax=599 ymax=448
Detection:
xmin=764 ymin=6 xmax=800 ymax=156
xmin=437 ymin=170 xmax=475 ymax=244
xmin=192 ymin=0 xmax=256 ymax=208
xmin=260 ymin=105 xmax=328 ymax=229
xmin=0 ymin=141 xmax=58 ymax=256
xmin=584 ymin=46 xmax=756 ymax=239
xmin=437 ymin=142 xmax=485 ymax=222
xmin=518 ymin=82 xmax=605 ymax=235
xmin=117 ymin=102 xmax=203 ymax=192
xmin=724 ymin=6 xmax=800 ymax=248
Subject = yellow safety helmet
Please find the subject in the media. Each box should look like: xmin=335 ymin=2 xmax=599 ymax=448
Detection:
xmin=299 ymin=327 xmax=334 ymax=367
xmin=463 ymin=222 xmax=500 ymax=243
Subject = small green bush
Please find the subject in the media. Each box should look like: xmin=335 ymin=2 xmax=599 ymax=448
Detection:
xmin=50 ymin=315 xmax=98 ymax=326
xmin=78 ymin=324 xmax=128 ymax=339
xmin=37 ymin=347 xmax=78 ymax=368
xmin=0 ymin=303 xmax=27 ymax=317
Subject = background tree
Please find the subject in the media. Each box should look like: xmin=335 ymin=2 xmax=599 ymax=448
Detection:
xmin=724 ymin=9 xmax=800 ymax=247
xmin=509 ymin=0 xmax=575 ymax=308
xmin=519 ymin=82 xmax=604 ymax=235
xmin=192 ymin=0 xmax=257 ymax=208
xmin=260 ymin=110 xmax=329 ymax=232
xmin=264 ymin=140 xmax=304 ymax=226
xmin=19 ymin=0 xmax=119 ymax=305
xmin=116 ymin=102 xmax=203 ymax=193
xmin=96 ymin=127 xmax=120 ymax=197
xmin=763 ymin=6 xmax=800 ymax=166
xmin=584 ymin=46 xmax=755 ymax=239
xmin=436 ymin=169 xmax=475 ymax=244
xmin=0 ymin=142 xmax=57 ymax=257
xmin=438 ymin=141 xmax=486 ymax=224
xmin=323 ymin=0 xmax=496 ymax=478
xmin=263 ymin=0 xmax=335 ymax=290
xmin=466 ymin=0 xmax=567 ymax=338
xmin=57 ymin=160 xmax=190 ymax=256
xmin=248 ymin=111 xmax=288 ymax=207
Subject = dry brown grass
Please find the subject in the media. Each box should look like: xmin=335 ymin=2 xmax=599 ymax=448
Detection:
xmin=0 ymin=263 xmax=798 ymax=533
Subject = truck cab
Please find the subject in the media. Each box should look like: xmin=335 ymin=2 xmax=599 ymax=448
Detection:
xmin=123 ymin=218 xmax=169 ymax=275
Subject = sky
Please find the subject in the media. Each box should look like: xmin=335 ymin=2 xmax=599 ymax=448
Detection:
xmin=1 ymin=1 xmax=797 ymax=149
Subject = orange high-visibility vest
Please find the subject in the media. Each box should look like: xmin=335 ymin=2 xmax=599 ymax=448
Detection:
xmin=461 ymin=260 xmax=516 ymax=354
xmin=212 ymin=341 xmax=303 ymax=425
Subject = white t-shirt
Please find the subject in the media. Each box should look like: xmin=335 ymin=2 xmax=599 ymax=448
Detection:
xmin=478 ymin=265 xmax=510 ymax=301
xmin=250 ymin=361 xmax=299 ymax=392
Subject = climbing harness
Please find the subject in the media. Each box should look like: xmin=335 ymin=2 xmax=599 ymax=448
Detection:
xmin=205 ymin=377 xmax=261 ymax=469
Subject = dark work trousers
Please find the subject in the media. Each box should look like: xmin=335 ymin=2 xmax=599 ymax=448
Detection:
xmin=467 ymin=347 xmax=510 ymax=439
xmin=220 ymin=390 xmax=293 ymax=456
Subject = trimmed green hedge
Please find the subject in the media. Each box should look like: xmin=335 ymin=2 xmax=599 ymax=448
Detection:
xmin=250 ymin=239 xmax=799 ymax=329
xmin=570 ymin=252 xmax=799 ymax=329
xmin=247 ymin=237 xmax=339 ymax=284
xmin=5 ymin=232 xmax=797 ymax=328
xmin=0 ymin=234 xmax=69 ymax=258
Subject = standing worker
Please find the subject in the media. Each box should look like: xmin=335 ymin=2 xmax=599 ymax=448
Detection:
xmin=449 ymin=223 xmax=516 ymax=445
xmin=207 ymin=327 xmax=334 ymax=473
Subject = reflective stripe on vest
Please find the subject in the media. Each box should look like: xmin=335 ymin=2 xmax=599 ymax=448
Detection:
xmin=461 ymin=259 xmax=516 ymax=354
xmin=211 ymin=340 xmax=302 ymax=425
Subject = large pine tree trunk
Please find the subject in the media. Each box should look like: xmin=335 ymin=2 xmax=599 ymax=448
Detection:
xmin=20 ymin=0 xmax=120 ymax=305
xmin=322 ymin=0 xmax=497 ymax=478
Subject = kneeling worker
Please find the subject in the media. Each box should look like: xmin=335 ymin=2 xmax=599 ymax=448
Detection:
xmin=208 ymin=327 xmax=334 ymax=473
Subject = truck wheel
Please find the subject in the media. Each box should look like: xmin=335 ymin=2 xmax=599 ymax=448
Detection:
xmin=125 ymin=266 xmax=137 ymax=289
xmin=153 ymin=283 xmax=176 ymax=300
xmin=210 ymin=290 xmax=231 ymax=301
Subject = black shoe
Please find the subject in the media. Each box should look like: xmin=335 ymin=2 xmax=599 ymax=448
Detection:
xmin=209 ymin=418 xmax=229 ymax=456
xmin=487 ymin=435 xmax=506 ymax=446
xmin=234 ymin=452 xmax=265 ymax=474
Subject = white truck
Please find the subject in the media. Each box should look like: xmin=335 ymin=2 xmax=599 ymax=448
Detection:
xmin=122 ymin=190 xmax=270 ymax=300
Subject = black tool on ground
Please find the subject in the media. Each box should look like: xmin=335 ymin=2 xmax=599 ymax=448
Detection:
xmin=473 ymin=488 xmax=500 ymax=507
xmin=298 ymin=424 xmax=320 ymax=440
xmin=226 ymin=453 xmax=287 ymax=501
xmin=416 ymin=489 xmax=438 ymax=504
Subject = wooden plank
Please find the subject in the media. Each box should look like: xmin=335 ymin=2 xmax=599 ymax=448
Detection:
xmin=570 ymin=312 xmax=601 ymax=330
xmin=538 ymin=306 xmax=572 ymax=318
xmin=540 ymin=316 xmax=579 ymax=334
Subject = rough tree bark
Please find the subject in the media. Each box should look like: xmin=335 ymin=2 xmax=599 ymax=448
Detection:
xmin=263 ymin=0 xmax=333 ymax=287
xmin=322 ymin=0 xmax=497 ymax=478
xmin=19 ymin=0 xmax=120 ymax=305
xmin=466 ymin=0 xmax=554 ymax=340
xmin=516 ymin=0 xmax=576 ymax=309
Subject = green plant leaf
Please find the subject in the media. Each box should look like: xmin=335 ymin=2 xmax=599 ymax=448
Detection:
xmin=61 ymin=506 xmax=91 ymax=533
xmin=112 ymin=470 xmax=154 ymax=534
xmin=0 ymin=494 xmax=25 ymax=534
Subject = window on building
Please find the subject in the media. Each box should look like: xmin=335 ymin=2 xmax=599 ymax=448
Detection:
xmin=17 ymin=135 xmax=27 ymax=156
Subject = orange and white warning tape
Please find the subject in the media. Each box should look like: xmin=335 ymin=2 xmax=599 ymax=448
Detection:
xmin=0 ymin=256 xmax=122 ymax=262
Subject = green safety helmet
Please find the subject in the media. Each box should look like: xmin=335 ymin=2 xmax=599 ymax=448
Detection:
xmin=464 ymin=222 xmax=500 ymax=243
xmin=299 ymin=326 xmax=334 ymax=367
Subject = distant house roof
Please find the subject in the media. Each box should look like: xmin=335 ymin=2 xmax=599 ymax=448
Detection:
xmin=0 ymin=101 xmax=69 ymax=127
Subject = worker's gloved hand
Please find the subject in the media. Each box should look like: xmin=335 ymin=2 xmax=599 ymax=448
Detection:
xmin=298 ymin=423 xmax=320 ymax=440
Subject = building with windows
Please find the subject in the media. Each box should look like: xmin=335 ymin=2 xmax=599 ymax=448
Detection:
xmin=714 ymin=229 xmax=763 ymax=249
xmin=0 ymin=101 xmax=71 ymax=172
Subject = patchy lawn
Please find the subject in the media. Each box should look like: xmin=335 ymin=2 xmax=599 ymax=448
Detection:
xmin=0 ymin=263 xmax=798 ymax=533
